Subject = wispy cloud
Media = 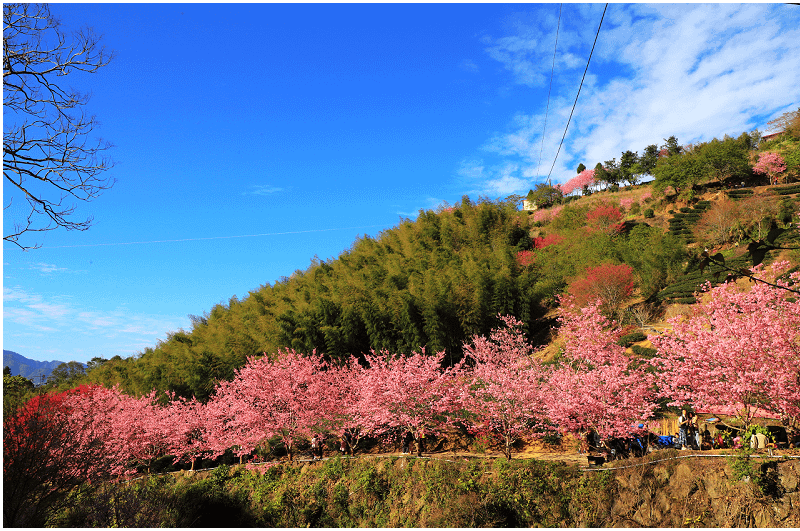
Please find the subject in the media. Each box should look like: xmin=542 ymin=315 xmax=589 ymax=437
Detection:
xmin=29 ymin=262 xmax=68 ymax=274
xmin=397 ymin=197 xmax=447 ymax=218
xmin=245 ymin=184 xmax=284 ymax=196
xmin=456 ymin=158 xmax=532 ymax=198
xmin=3 ymin=286 xmax=188 ymax=361
xmin=459 ymin=59 xmax=479 ymax=74
xmin=472 ymin=4 xmax=800 ymax=190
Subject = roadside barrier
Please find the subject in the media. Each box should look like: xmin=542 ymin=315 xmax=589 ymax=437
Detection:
xmin=580 ymin=452 xmax=800 ymax=472
xmin=132 ymin=450 xmax=800 ymax=479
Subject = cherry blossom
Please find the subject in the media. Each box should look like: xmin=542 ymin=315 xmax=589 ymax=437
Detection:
xmin=203 ymin=349 xmax=335 ymax=461
xmin=649 ymin=261 xmax=800 ymax=428
xmin=542 ymin=297 xmax=658 ymax=438
xmin=357 ymin=349 xmax=464 ymax=449
xmin=460 ymin=315 xmax=547 ymax=458
xmin=752 ymin=151 xmax=787 ymax=184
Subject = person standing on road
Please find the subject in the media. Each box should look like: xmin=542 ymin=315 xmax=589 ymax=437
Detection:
xmin=689 ymin=412 xmax=701 ymax=449
xmin=402 ymin=431 xmax=412 ymax=454
xmin=416 ymin=429 xmax=426 ymax=457
xmin=678 ymin=409 xmax=689 ymax=450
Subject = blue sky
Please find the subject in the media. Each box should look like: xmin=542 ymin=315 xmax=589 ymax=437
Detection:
xmin=4 ymin=3 xmax=800 ymax=364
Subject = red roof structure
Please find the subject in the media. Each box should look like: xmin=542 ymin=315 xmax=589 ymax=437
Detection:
xmin=762 ymin=130 xmax=785 ymax=142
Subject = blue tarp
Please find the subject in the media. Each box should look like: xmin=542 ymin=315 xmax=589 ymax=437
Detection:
xmin=656 ymin=435 xmax=674 ymax=446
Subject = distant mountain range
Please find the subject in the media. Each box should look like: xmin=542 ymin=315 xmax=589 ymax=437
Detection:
xmin=3 ymin=350 xmax=71 ymax=383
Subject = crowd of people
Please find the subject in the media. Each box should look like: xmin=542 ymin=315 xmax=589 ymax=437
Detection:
xmin=674 ymin=409 xmax=800 ymax=452
xmin=308 ymin=432 xmax=356 ymax=460
xmin=580 ymin=410 xmax=800 ymax=465
xmin=301 ymin=410 xmax=799 ymax=464
xmin=580 ymin=427 xmax=651 ymax=464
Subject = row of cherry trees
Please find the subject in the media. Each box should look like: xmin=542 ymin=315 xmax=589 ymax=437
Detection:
xmin=5 ymin=263 xmax=799 ymax=490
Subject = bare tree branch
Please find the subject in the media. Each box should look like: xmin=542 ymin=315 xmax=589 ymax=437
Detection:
xmin=4 ymin=3 xmax=115 ymax=250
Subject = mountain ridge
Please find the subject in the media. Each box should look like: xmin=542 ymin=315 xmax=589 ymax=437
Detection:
xmin=3 ymin=350 xmax=70 ymax=382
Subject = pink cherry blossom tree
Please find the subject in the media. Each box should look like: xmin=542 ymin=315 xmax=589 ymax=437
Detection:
xmin=567 ymin=262 xmax=635 ymax=320
xmin=357 ymin=349 xmax=464 ymax=454
xmin=753 ymin=151 xmax=787 ymax=184
xmin=533 ymin=233 xmax=565 ymax=249
xmin=516 ymin=249 xmax=535 ymax=267
xmin=533 ymin=204 xmax=564 ymax=223
xmin=586 ymin=203 xmax=623 ymax=232
xmin=162 ymin=393 xmax=208 ymax=470
xmin=90 ymin=386 xmax=171 ymax=473
xmin=562 ymin=169 xmax=596 ymax=195
xmin=649 ymin=261 xmax=800 ymax=429
xmin=203 ymin=349 xmax=335 ymax=461
xmin=323 ymin=356 xmax=373 ymax=455
xmin=460 ymin=315 xmax=547 ymax=459
xmin=542 ymin=297 xmax=658 ymax=439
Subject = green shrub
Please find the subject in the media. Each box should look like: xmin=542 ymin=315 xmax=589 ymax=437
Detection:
xmin=644 ymin=208 xmax=655 ymax=218
xmin=726 ymin=189 xmax=754 ymax=200
xmin=770 ymin=184 xmax=800 ymax=196
xmin=631 ymin=345 xmax=657 ymax=357
xmin=678 ymin=188 xmax=696 ymax=203
xmin=778 ymin=198 xmax=796 ymax=224
xmin=728 ymin=448 xmax=761 ymax=483
xmin=616 ymin=331 xmax=647 ymax=347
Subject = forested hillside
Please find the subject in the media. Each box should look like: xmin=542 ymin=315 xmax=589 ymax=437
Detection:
xmin=73 ymin=118 xmax=800 ymax=402
xmin=84 ymin=198 xmax=551 ymax=399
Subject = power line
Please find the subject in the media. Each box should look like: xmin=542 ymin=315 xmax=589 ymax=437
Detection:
xmin=537 ymin=3 xmax=562 ymax=187
xmin=547 ymin=3 xmax=608 ymax=181
xmin=10 ymin=224 xmax=389 ymax=250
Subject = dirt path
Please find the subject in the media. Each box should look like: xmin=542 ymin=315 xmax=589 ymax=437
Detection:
xmin=350 ymin=434 xmax=589 ymax=466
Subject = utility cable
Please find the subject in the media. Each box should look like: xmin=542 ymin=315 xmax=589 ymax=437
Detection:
xmin=16 ymin=224 xmax=389 ymax=250
xmin=537 ymin=3 xmax=562 ymax=187
xmin=547 ymin=3 xmax=608 ymax=181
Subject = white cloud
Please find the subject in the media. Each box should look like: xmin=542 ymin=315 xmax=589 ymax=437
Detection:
xmin=484 ymin=35 xmax=549 ymax=87
xmin=397 ymin=197 xmax=448 ymax=218
xmin=245 ymin=184 xmax=284 ymax=196
xmin=484 ymin=163 xmax=529 ymax=196
xmin=456 ymin=158 xmax=533 ymax=198
xmin=29 ymin=262 xmax=68 ymax=274
xmin=3 ymin=286 xmax=187 ymax=361
xmin=474 ymin=4 xmax=800 ymax=188
xmin=459 ymin=59 xmax=479 ymax=74
xmin=457 ymin=158 xmax=486 ymax=181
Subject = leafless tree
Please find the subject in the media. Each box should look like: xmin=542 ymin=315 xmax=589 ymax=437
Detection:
xmin=626 ymin=302 xmax=657 ymax=330
xmin=766 ymin=107 xmax=799 ymax=136
xmin=4 ymin=3 xmax=115 ymax=250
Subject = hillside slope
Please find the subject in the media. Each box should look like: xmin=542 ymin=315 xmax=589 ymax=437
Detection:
xmin=50 ymin=449 xmax=800 ymax=527
xmin=81 ymin=178 xmax=800 ymax=401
